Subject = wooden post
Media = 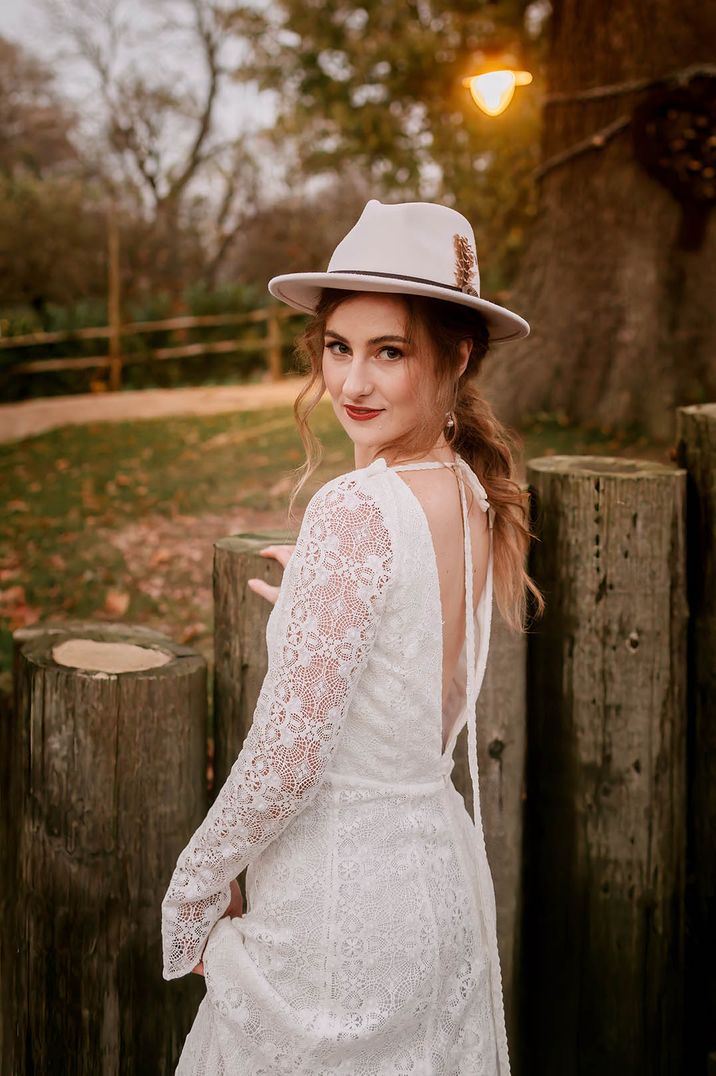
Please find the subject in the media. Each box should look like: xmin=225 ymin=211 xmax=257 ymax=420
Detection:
xmin=1 ymin=625 xmax=208 ymax=1075
xmin=212 ymin=531 xmax=294 ymax=918
xmin=265 ymin=308 xmax=284 ymax=382
xmin=107 ymin=206 xmax=122 ymax=392
xmin=523 ymin=456 xmax=688 ymax=1075
xmin=212 ymin=531 xmax=294 ymax=795
xmin=675 ymin=403 xmax=716 ymax=1075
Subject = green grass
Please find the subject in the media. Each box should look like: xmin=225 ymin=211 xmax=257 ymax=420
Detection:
xmin=0 ymin=401 xmax=672 ymax=703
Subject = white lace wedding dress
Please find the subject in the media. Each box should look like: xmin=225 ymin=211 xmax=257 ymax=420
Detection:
xmin=161 ymin=451 xmax=511 ymax=1075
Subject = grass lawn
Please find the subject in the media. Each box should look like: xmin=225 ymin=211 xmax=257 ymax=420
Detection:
xmin=1 ymin=399 xmax=672 ymax=708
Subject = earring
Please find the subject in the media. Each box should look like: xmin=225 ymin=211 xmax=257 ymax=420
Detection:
xmin=444 ymin=409 xmax=456 ymax=442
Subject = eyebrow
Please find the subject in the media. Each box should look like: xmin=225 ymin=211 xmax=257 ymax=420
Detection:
xmin=324 ymin=329 xmax=410 ymax=346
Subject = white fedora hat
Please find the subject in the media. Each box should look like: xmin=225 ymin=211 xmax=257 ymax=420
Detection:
xmin=268 ymin=199 xmax=530 ymax=344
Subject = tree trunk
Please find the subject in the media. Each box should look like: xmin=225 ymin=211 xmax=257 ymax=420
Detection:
xmin=483 ymin=2 xmax=716 ymax=441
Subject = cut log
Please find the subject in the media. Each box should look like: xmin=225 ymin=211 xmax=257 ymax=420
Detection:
xmin=212 ymin=531 xmax=294 ymax=795
xmin=523 ymin=455 xmax=688 ymax=1075
xmin=1 ymin=623 xmax=207 ymax=1075
xmin=676 ymin=403 xmax=716 ymax=1075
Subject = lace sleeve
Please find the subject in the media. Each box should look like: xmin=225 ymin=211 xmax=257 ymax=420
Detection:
xmin=161 ymin=475 xmax=395 ymax=979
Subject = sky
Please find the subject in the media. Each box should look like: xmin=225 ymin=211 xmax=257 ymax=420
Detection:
xmin=4 ymin=0 xmax=281 ymax=195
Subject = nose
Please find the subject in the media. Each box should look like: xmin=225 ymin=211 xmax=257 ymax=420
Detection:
xmin=341 ymin=355 xmax=373 ymax=401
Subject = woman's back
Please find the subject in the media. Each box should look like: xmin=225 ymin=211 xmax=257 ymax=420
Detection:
xmin=391 ymin=461 xmax=491 ymax=749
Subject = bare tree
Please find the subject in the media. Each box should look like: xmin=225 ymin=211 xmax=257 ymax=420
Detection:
xmin=0 ymin=35 xmax=79 ymax=177
xmin=43 ymin=0 xmax=263 ymax=288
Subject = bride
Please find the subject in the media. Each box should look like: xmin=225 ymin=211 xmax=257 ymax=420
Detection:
xmin=161 ymin=198 xmax=543 ymax=1075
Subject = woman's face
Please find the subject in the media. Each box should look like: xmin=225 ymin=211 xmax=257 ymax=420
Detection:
xmin=321 ymin=292 xmax=425 ymax=458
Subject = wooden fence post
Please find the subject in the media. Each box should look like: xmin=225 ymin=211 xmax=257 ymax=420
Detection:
xmin=1 ymin=624 xmax=208 ymax=1075
xmin=265 ymin=308 xmax=284 ymax=382
xmin=107 ymin=207 xmax=122 ymax=392
xmin=212 ymin=531 xmax=294 ymax=795
xmin=523 ymin=456 xmax=688 ymax=1075
xmin=675 ymin=403 xmax=716 ymax=1075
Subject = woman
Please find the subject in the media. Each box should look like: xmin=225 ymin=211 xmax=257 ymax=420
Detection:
xmin=161 ymin=199 xmax=544 ymax=1074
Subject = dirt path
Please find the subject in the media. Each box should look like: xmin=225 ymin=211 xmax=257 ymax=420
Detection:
xmin=0 ymin=378 xmax=308 ymax=444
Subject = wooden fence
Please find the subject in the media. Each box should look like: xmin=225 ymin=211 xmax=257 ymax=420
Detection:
xmin=1 ymin=402 xmax=714 ymax=1075
xmin=0 ymin=305 xmax=300 ymax=390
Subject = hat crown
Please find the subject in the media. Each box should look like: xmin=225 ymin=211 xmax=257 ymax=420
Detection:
xmin=327 ymin=200 xmax=481 ymax=297
xmin=266 ymin=198 xmax=531 ymax=344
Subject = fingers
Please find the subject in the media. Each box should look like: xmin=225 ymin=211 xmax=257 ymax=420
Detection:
xmin=230 ymin=878 xmax=244 ymax=917
xmin=258 ymin=544 xmax=296 ymax=567
xmin=247 ymin=545 xmax=295 ymax=607
xmin=247 ymin=578 xmax=280 ymax=605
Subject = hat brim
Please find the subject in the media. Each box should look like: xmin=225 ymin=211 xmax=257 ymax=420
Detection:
xmin=267 ymin=272 xmax=530 ymax=343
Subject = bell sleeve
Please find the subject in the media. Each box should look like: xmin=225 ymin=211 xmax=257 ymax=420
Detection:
xmin=161 ymin=474 xmax=395 ymax=979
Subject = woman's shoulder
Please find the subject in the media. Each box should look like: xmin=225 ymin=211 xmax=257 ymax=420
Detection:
xmin=305 ymin=456 xmax=396 ymax=499
xmin=302 ymin=458 xmax=402 ymax=540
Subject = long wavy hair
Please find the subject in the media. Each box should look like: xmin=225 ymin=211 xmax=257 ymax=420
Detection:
xmin=285 ymin=287 xmax=545 ymax=633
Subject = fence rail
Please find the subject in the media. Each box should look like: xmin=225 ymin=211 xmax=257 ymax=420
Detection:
xmin=1 ymin=305 xmax=302 ymax=387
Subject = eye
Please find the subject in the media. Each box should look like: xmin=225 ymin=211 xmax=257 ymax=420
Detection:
xmin=380 ymin=346 xmax=404 ymax=361
xmin=325 ymin=340 xmax=350 ymax=355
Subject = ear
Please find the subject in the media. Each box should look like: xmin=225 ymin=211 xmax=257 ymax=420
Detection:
xmin=458 ymin=338 xmax=472 ymax=377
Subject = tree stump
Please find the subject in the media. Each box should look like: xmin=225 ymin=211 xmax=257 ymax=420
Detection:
xmin=1 ymin=623 xmax=208 ymax=1075
xmin=523 ymin=455 xmax=688 ymax=1075
xmin=676 ymin=403 xmax=716 ymax=1075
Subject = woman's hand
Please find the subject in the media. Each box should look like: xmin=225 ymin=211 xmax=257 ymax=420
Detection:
xmin=247 ymin=544 xmax=296 ymax=606
xmin=222 ymin=878 xmax=244 ymax=920
xmin=190 ymin=880 xmax=244 ymax=976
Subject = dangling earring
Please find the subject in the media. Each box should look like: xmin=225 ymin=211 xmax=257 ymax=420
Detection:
xmin=444 ymin=409 xmax=456 ymax=443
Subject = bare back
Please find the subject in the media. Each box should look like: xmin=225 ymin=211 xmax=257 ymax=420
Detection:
xmin=393 ymin=465 xmax=490 ymax=749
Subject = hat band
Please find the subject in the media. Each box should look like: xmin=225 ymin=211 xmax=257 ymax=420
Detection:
xmin=329 ymin=269 xmax=479 ymax=297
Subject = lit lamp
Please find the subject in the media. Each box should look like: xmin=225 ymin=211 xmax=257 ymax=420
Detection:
xmin=462 ymin=60 xmax=533 ymax=117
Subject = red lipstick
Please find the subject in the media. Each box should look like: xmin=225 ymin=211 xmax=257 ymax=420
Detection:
xmin=344 ymin=405 xmax=384 ymax=421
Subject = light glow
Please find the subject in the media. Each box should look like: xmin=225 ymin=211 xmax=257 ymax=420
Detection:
xmin=462 ymin=69 xmax=533 ymax=117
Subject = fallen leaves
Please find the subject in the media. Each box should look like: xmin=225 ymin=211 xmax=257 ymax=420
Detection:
xmin=103 ymin=589 xmax=130 ymax=616
xmin=149 ymin=547 xmax=173 ymax=567
xmin=179 ymin=622 xmax=206 ymax=644
xmin=0 ymin=584 xmax=41 ymax=629
xmin=1 ymin=584 xmax=26 ymax=606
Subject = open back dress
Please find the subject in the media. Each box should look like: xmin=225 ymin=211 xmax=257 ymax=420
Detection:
xmin=161 ymin=451 xmax=511 ymax=1075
